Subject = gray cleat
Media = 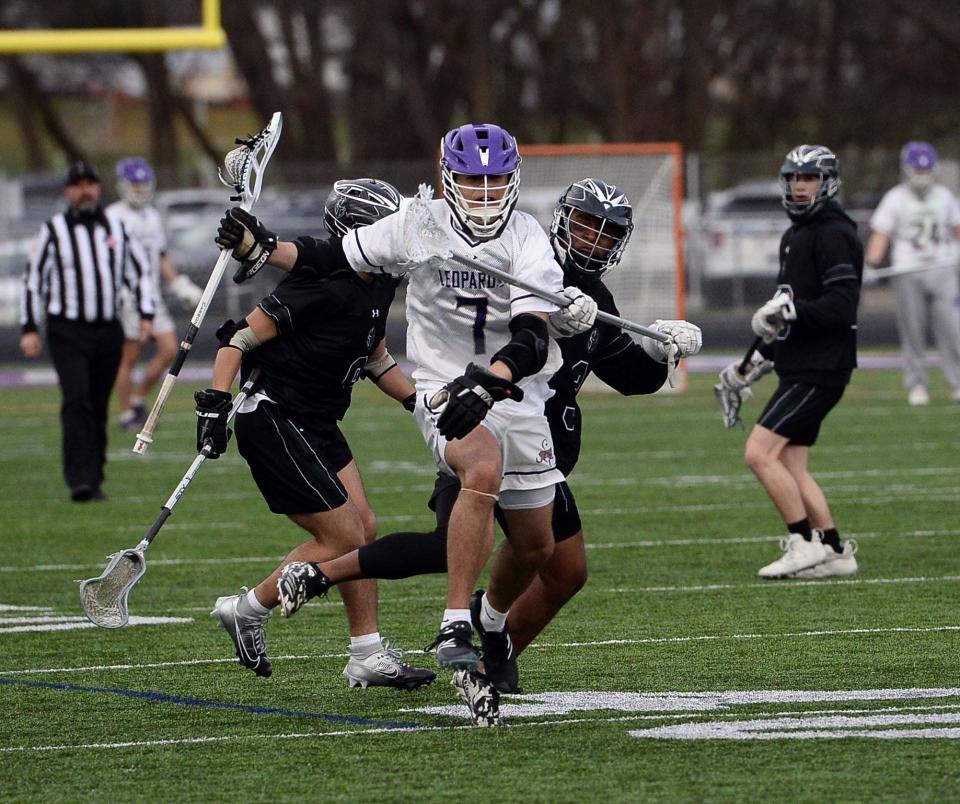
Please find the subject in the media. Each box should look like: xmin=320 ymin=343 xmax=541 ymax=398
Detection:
xmin=342 ymin=639 xmax=437 ymax=690
xmin=211 ymin=589 xmax=272 ymax=678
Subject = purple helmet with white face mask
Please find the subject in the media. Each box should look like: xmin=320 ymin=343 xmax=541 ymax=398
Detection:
xmin=440 ymin=123 xmax=522 ymax=240
xmin=116 ymin=157 xmax=156 ymax=208
xmin=901 ymin=141 xmax=938 ymax=194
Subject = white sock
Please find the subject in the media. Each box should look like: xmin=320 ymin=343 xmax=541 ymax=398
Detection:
xmin=244 ymin=588 xmax=271 ymax=616
xmin=480 ymin=593 xmax=508 ymax=632
xmin=441 ymin=609 xmax=472 ymax=630
xmin=350 ymin=632 xmax=381 ymax=653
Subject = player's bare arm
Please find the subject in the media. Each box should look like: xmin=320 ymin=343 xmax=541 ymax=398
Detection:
xmin=210 ymin=308 xmax=277 ymax=391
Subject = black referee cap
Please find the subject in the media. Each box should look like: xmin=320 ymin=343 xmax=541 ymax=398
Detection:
xmin=65 ymin=160 xmax=100 ymax=186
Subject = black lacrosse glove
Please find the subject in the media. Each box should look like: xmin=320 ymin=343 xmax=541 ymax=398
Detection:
xmin=214 ymin=207 xmax=277 ymax=284
xmin=194 ymin=388 xmax=233 ymax=458
xmin=432 ymin=362 xmax=524 ymax=440
xmin=401 ymin=393 xmax=417 ymax=413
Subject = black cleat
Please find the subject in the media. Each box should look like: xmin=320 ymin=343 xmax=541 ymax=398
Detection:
xmin=424 ymin=620 xmax=479 ymax=670
xmin=470 ymin=589 xmax=520 ymax=693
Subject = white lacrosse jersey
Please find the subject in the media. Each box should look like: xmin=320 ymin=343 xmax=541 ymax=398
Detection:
xmin=870 ymin=183 xmax=960 ymax=270
xmin=349 ymin=199 xmax=565 ymax=413
xmin=106 ymin=201 xmax=166 ymax=299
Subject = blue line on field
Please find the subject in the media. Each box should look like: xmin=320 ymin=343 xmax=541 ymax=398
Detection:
xmin=0 ymin=677 xmax=422 ymax=730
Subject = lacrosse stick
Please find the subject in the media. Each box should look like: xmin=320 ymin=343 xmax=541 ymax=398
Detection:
xmin=133 ymin=112 xmax=282 ymax=455
xmin=713 ymin=337 xmax=765 ymax=429
xmin=864 ymin=259 xmax=957 ymax=284
xmin=82 ymin=371 xmax=261 ymax=628
xmin=449 ymin=251 xmax=669 ymax=343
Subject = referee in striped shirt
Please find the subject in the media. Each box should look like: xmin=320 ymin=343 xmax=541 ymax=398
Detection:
xmin=20 ymin=160 xmax=156 ymax=502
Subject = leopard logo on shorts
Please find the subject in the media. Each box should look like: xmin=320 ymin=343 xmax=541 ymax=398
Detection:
xmin=366 ymin=326 xmax=376 ymax=349
xmin=536 ymin=438 xmax=554 ymax=465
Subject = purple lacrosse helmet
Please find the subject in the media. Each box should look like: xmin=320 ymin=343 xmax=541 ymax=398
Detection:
xmin=440 ymin=123 xmax=522 ymax=240
xmin=116 ymin=156 xmax=156 ymax=207
xmin=900 ymin=141 xmax=938 ymax=193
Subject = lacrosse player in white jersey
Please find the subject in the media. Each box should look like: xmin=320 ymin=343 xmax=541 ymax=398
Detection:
xmin=326 ymin=123 xmax=604 ymax=681
xmin=865 ymin=142 xmax=960 ymax=405
xmin=108 ymin=157 xmax=203 ymax=431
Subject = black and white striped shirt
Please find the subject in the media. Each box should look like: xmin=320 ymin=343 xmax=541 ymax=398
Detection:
xmin=20 ymin=206 xmax=155 ymax=332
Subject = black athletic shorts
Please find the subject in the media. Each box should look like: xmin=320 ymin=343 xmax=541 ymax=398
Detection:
xmin=235 ymin=401 xmax=351 ymax=515
xmin=430 ymin=473 xmax=582 ymax=543
xmin=757 ymin=381 xmax=845 ymax=447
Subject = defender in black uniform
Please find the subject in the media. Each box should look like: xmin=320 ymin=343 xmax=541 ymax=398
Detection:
xmin=723 ymin=145 xmax=862 ymax=580
xmin=272 ymin=179 xmax=702 ymax=692
xmin=204 ymin=179 xmax=434 ymax=689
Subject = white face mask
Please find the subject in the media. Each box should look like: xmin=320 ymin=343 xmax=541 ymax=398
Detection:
xmin=905 ymin=167 xmax=934 ymax=193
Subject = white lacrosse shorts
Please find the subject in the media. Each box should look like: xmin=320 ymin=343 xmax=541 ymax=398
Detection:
xmin=414 ymin=381 xmax=564 ymax=500
xmin=120 ymin=287 xmax=175 ymax=341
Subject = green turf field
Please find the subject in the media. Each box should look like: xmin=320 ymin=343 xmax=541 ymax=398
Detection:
xmin=2 ymin=369 xmax=958 ymax=801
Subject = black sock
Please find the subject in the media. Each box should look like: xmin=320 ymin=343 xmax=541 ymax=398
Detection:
xmin=787 ymin=518 xmax=812 ymax=541
xmin=821 ymin=527 xmax=842 ymax=553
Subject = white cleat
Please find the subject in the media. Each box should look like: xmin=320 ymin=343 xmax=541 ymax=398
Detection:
xmin=790 ymin=539 xmax=858 ymax=579
xmin=758 ymin=532 xmax=829 ymax=579
xmin=908 ymin=386 xmax=930 ymax=406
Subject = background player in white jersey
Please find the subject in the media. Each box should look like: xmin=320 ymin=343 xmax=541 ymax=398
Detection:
xmin=108 ymin=157 xmax=204 ymax=430
xmin=283 ymin=123 xmax=601 ymax=687
xmin=865 ymin=141 xmax=960 ymax=406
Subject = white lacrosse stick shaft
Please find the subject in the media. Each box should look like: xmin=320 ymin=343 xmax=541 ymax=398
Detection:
xmin=134 ymin=113 xmax=282 ymax=455
xmin=867 ymin=259 xmax=957 ymax=282
xmin=448 ymin=251 xmax=669 ymax=343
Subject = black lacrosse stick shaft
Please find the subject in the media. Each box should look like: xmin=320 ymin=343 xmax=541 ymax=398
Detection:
xmin=738 ymin=336 xmax=763 ymax=374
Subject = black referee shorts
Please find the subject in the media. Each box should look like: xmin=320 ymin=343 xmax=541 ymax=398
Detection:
xmin=758 ymin=381 xmax=845 ymax=447
xmin=235 ymin=402 xmax=352 ymax=515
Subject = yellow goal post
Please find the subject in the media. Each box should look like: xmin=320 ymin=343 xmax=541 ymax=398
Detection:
xmin=0 ymin=0 xmax=225 ymax=53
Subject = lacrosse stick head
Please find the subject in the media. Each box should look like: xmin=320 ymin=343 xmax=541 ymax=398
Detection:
xmin=217 ymin=111 xmax=283 ymax=207
xmin=79 ymin=549 xmax=147 ymax=628
xmin=714 ymin=382 xmax=751 ymax=429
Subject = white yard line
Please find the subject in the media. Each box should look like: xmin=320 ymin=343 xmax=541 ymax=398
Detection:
xmin=606 ymin=575 xmax=960 ymax=594
xmin=528 ymin=625 xmax=960 ymax=650
xmin=0 ymin=616 xmax=192 ymax=634
xmin=4 ymin=700 xmax=960 ymax=753
xmin=2 ymin=624 xmax=956 ymax=678
xmin=3 ymin=529 xmax=958 ymax=575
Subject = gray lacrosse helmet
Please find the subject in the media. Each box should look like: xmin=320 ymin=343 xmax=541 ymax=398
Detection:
xmin=779 ymin=144 xmax=841 ymax=218
xmin=550 ymin=178 xmax=634 ymax=278
xmin=323 ymin=178 xmax=403 ymax=237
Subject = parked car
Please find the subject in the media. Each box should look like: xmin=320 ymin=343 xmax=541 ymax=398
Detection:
xmin=693 ymin=181 xmax=874 ymax=306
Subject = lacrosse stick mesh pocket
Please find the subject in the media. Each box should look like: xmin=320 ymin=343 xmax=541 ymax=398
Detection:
xmin=79 ymin=550 xmax=146 ymax=628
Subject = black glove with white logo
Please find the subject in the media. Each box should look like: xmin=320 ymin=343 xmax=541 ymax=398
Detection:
xmin=194 ymin=388 xmax=233 ymax=457
xmin=430 ymin=362 xmax=524 ymax=440
xmin=215 ymin=207 xmax=277 ymax=283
